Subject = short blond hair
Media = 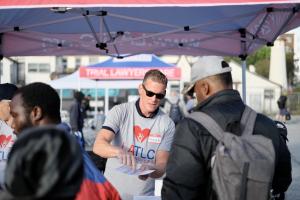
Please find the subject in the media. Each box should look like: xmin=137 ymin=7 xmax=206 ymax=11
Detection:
xmin=143 ymin=69 xmax=168 ymax=86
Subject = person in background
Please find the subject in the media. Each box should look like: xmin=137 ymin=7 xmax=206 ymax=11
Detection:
xmin=162 ymin=56 xmax=291 ymax=200
xmin=69 ymin=91 xmax=85 ymax=147
xmin=276 ymin=94 xmax=288 ymax=123
xmin=82 ymin=94 xmax=92 ymax=119
xmin=163 ymin=90 xmax=188 ymax=125
xmin=184 ymin=93 xmax=195 ymax=113
xmin=0 ymin=126 xmax=84 ymax=200
xmin=9 ymin=82 xmax=120 ymax=200
xmin=93 ymin=69 xmax=175 ymax=200
xmin=0 ymin=83 xmax=18 ymax=187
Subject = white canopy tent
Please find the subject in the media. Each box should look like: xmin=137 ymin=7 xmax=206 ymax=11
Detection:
xmin=48 ymin=70 xmax=141 ymax=113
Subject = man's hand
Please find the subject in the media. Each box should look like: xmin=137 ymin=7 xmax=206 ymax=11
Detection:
xmin=138 ymin=174 xmax=149 ymax=180
xmin=117 ymin=148 xmax=136 ymax=170
xmin=138 ymin=163 xmax=156 ymax=181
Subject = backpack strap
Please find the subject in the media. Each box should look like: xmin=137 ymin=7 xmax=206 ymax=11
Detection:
xmin=240 ymin=106 xmax=257 ymax=137
xmin=188 ymin=112 xmax=224 ymax=142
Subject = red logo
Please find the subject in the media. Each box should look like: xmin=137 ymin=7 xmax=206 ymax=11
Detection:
xmin=134 ymin=126 xmax=150 ymax=143
xmin=0 ymin=134 xmax=12 ymax=148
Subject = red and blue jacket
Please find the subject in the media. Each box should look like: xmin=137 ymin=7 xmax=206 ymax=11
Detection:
xmin=76 ymin=151 xmax=121 ymax=200
xmin=57 ymin=123 xmax=120 ymax=200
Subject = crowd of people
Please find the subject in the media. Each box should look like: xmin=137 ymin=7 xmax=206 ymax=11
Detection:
xmin=0 ymin=56 xmax=292 ymax=200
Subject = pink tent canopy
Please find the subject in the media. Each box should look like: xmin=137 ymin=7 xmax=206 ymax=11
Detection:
xmin=1 ymin=1 xmax=300 ymax=58
xmin=0 ymin=0 xmax=297 ymax=7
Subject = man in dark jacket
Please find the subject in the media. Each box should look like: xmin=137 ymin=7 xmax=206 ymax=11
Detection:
xmin=162 ymin=56 xmax=292 ymax=200
xmin=69 ymin=91 xmax=85 ymax=133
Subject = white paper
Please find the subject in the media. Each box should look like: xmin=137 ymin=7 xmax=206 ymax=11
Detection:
xmin=116 ymin=164 xmax=155 ymax=176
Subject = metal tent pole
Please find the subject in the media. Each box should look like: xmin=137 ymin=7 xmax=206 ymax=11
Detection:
xmin=239 ymin=28 xmax=247 ymax=104
xmin=241 ymin=59 xmax=247 ymax=104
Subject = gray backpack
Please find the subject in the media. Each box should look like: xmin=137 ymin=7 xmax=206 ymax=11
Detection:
xmin=188 ymin=106 xmax=275 ymax=200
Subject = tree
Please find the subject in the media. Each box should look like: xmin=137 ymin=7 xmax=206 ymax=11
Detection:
xmin=225 ymin=46 xmax=296 ymax=85
xmin=254 ymin=59 xmax=269 ymax=78
xmin=286 ymin=52 xmax=296 ymax=85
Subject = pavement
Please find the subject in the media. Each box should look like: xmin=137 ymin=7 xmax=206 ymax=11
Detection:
xmin=285 ymin=115 xmax=300 ymax=200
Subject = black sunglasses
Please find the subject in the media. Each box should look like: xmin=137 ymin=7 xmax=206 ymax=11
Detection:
xmin=142 ymin=84 xmax=165 ymax=99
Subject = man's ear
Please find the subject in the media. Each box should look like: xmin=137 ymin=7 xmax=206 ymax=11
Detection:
xmin=201 ymin=80 xmax=210 ymax=97
xmin=30 ymin=106 xmax=43 ymax=124
xmin=138 ymin=84 xmax=143 ymax=95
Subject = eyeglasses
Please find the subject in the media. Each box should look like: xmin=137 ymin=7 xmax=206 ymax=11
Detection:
xmin=142 ymin=84 xmax=165 ymax=100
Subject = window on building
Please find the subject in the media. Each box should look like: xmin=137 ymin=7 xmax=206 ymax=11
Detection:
xmin=28 ymin=63 xmax=50 ymax=73
xmin=39 ymin=63 xmax=51 ymax=73
xmin=264 ymin=89 xmax=274 ymax=99
xmin=75 ymin=57 xmax=81 ymax=69
xmin=62 ymin=58 xmax=68 ymax=72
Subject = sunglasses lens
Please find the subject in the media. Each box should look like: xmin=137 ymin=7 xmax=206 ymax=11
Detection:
xmin=143 ymin=84 xmax=165 ymax=99
xmin=156 ymin=94 xmax=165 ymax=99
xmin=146 ymin=91 xmax=155 ymax=97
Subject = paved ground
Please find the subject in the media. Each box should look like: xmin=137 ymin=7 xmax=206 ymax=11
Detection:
xmin=285 ymin=115 xmax=300 ymax=200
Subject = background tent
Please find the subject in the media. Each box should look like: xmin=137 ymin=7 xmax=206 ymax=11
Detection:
xmin=48 ymin=70 xmax=142 ymax=114
xmin=1 ymin=1 xmax=300 ymax=101
xmin=79 ymin=54 xmax=180 ymax=113
xmin=48 ymin=70 xmax=98 ymax=111
xmin=48 ymin=70 xmax=98 ymax=89
xmin=79 ymin=54 xmax=181 ymax=80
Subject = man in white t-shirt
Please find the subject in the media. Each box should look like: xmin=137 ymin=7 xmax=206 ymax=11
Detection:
xmin=93 ymin=69 xmax=175 ymax=199
xmin=0 ymin=83 xmax=18 ymax=187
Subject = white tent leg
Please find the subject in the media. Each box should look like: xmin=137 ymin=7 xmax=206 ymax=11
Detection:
xmin=60 ymin=89 xmax=63 ymax=112
xmin=95 ymin=87 xmax=98 ymax=117
xmin=242 ymin=60 xmax=247 ymax=104
xmin=105 ymin=88 xmax=109 ymax=115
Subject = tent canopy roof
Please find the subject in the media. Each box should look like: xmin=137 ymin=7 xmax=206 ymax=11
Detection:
xmin=86 ymin=54 xmax=175 ymax=68
xmin=1 ymin=0 xmax=299 ymax=7
xmin=48 ymin=70 xmax=142 ymax=89
xmin=1 ymin=1 xmax=300 ymax=58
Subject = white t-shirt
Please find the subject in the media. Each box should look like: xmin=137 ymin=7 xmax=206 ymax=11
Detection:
xmin=103 ymin=100 xmax=175 ymax=200
xmin=0 ymin=120 xmax=16 ymax=186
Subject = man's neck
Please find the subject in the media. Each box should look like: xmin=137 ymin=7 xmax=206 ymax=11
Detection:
xmin=35 ymin=118 xmax=60 ymax=126
xmin=135 ymin=99 xmax=158 ymax=118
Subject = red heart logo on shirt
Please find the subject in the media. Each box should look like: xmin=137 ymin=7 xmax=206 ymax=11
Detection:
xmin=0 ymin=134 xmax=12 ymax=148
xmin=134 ymin=126 xmax=150 ymax=143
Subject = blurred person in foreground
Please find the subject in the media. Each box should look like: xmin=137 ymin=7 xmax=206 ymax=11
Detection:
xmin=0 ymin=83 xmax=18 ymax=187
xmin=9 ymin=82 xmax=120 ymax=200
xmin=93 ymin=69 xmax=175 ymax=199
xmin=0 ymin=126 xmax=84 ymax=200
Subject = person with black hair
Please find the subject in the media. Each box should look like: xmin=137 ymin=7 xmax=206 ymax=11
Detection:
xmin=9 ymin=82 xmax=61 ymax=134
xmin=9 ymin=82 xmax=120 ymax=200
xmin=0 ymin=126 xmax=84 ymax=200
xmin=162 ymin=56 xmax=292 ymax=200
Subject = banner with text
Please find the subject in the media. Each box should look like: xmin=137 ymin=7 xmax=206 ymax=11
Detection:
xmin=79 ymin=67 xmax=181 ymax=80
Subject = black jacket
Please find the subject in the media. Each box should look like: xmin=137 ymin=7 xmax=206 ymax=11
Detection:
xmin=162 ymin=89 xmax=292 ymax=200
xmin=69 ymin=100 xmax=84 ymax=132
